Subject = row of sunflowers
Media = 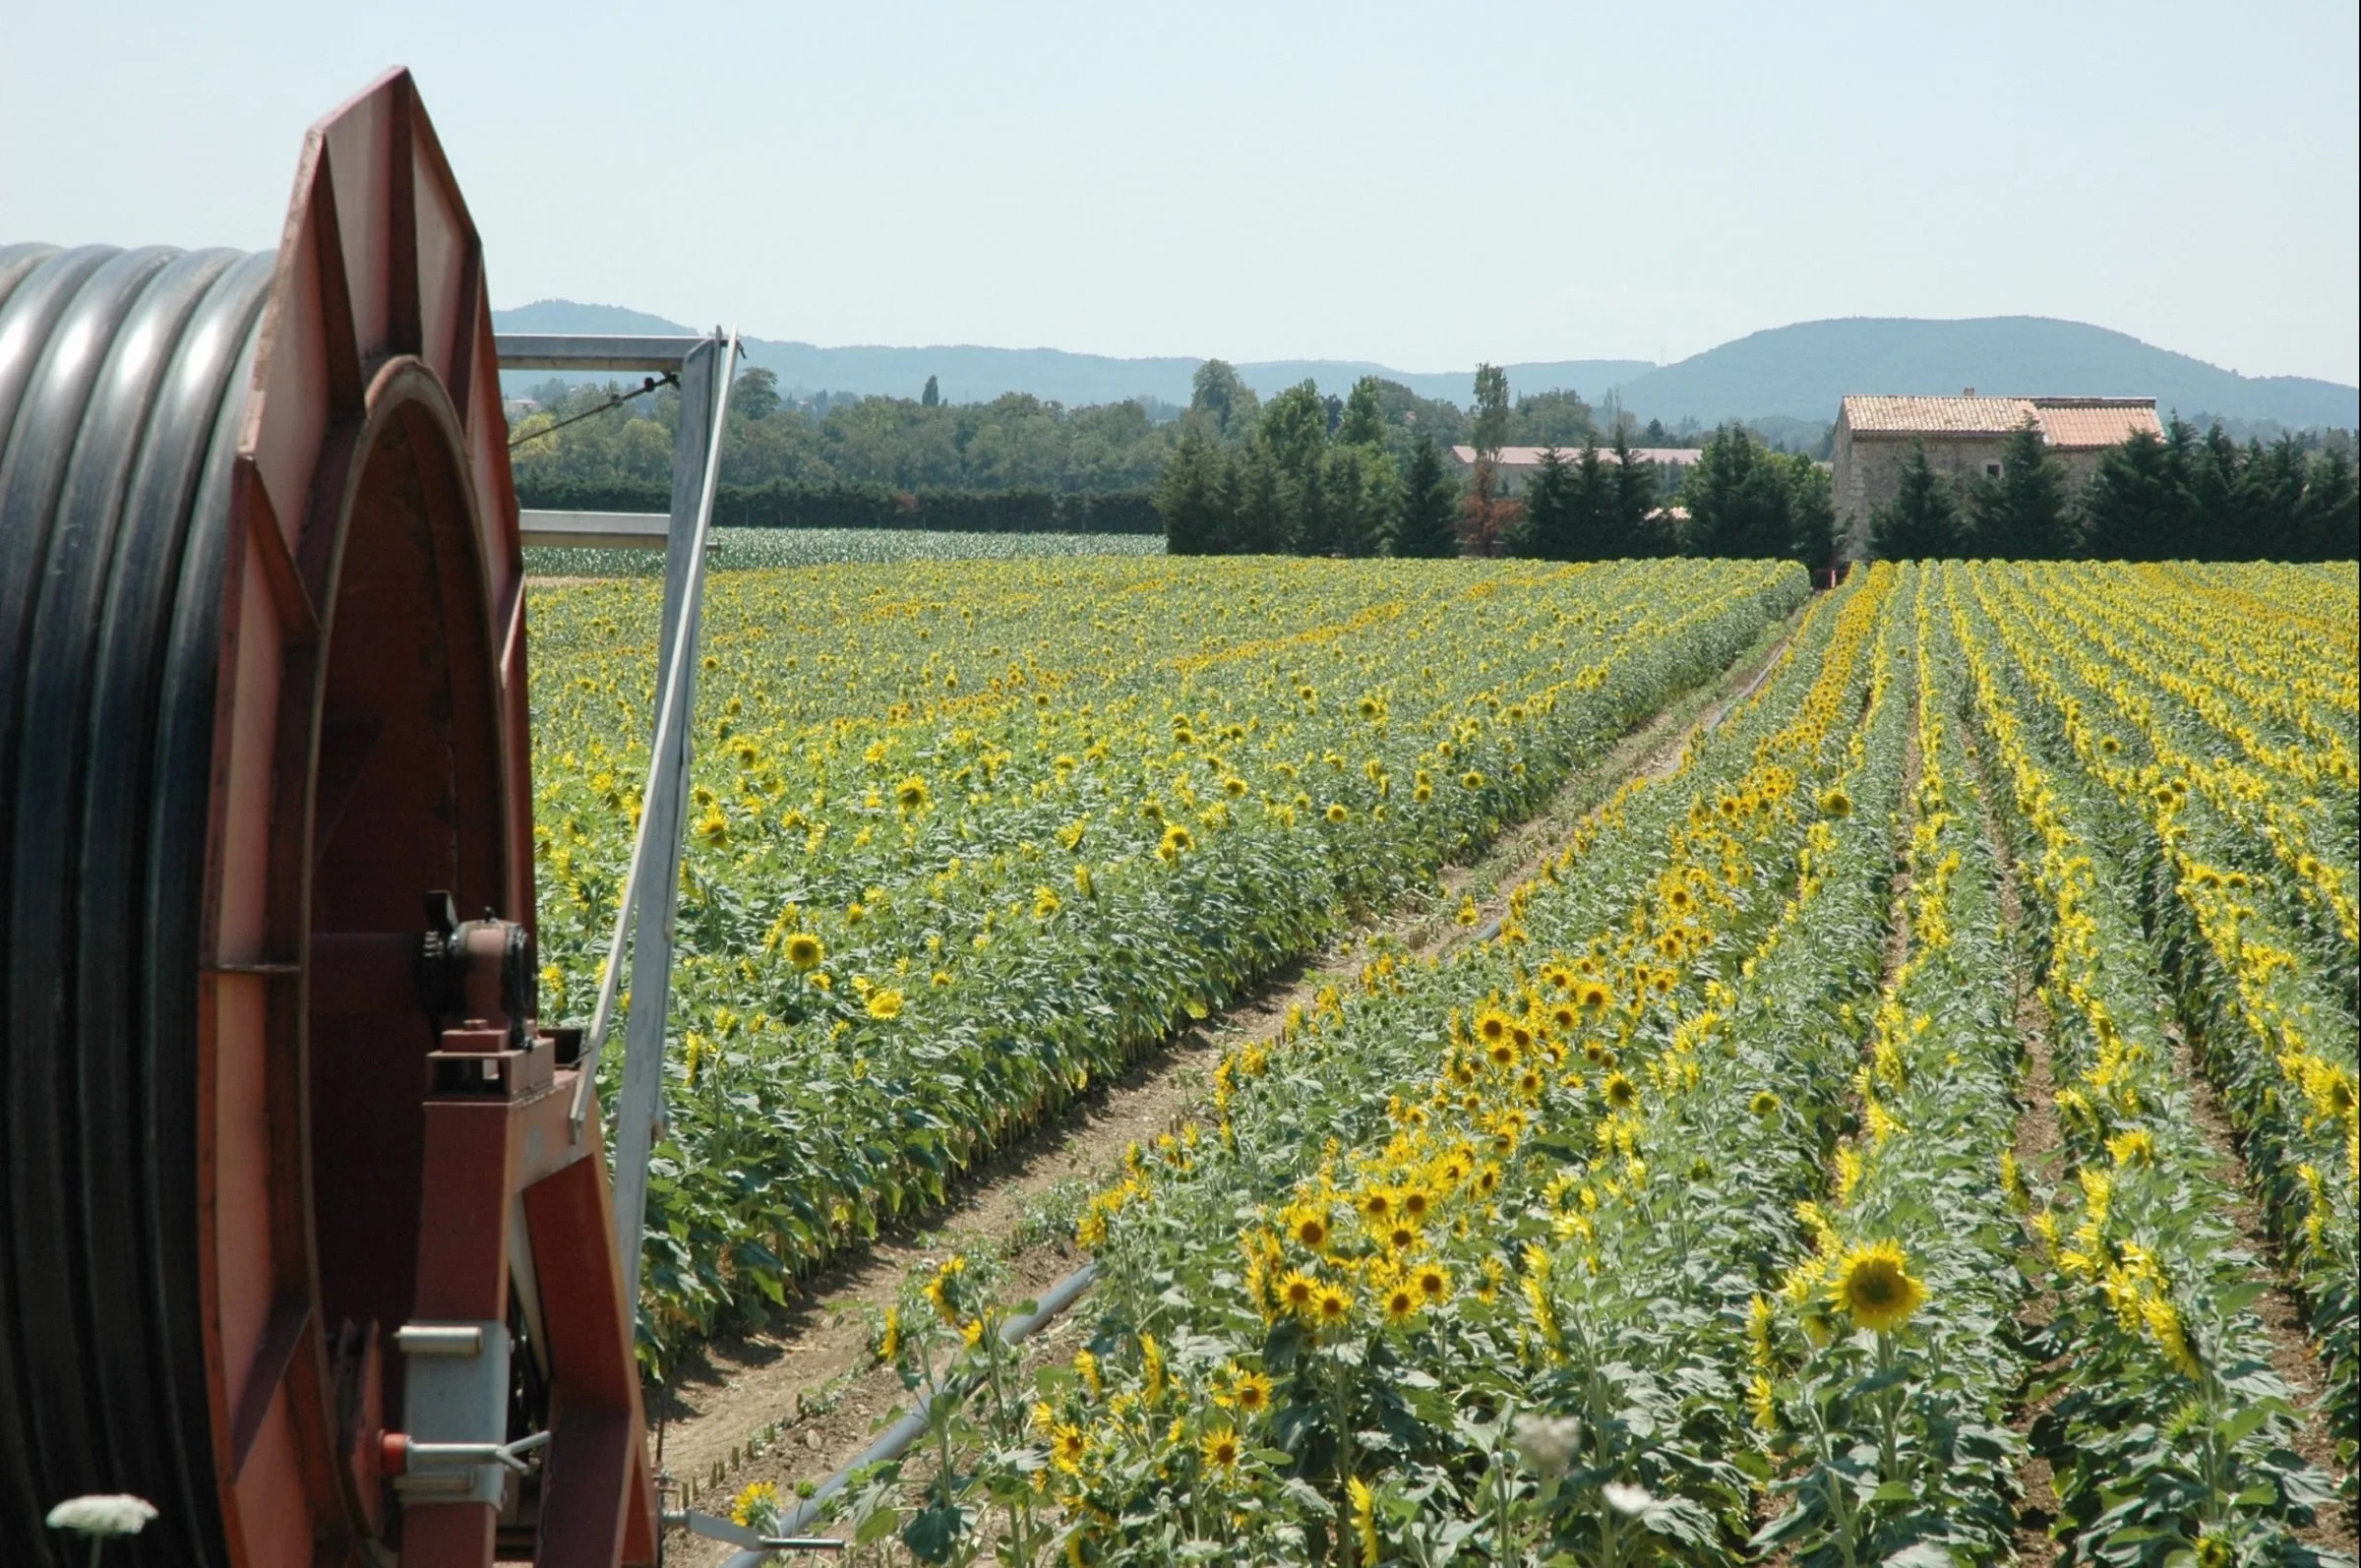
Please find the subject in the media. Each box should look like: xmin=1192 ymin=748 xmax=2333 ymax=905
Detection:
xmin=811 ymin=563 xmax=2354 ymax=1565
xmin=526 ymin=556 xmax=1809 ymax=1354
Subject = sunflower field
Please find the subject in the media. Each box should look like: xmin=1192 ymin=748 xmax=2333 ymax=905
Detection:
xmin=800 ymin=562 xmax=2358 ymax=1567
xmin=528 ymin=555 xmax=1808 ymax=1352
xmin=523 ymin=524 xmax=1165 ymax=578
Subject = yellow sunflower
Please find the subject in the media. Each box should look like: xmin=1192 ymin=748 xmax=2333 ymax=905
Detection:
xmin=1831 ymin=1239 xmax=1925 ymax=1333
xmin=1226 ymin=1367 xmax=1273 ymax=1417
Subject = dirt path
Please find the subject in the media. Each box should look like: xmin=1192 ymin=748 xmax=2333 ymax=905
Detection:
xmin=2165 ymin=1025 xmax=2357 ymax=1553
xmin=1961 ymin=710 xmax=2354 ymax=1560
xmin=1956 ymin=719 xmax=2067 ymax=1565
xmin=655 ymin=609 xmax=1805 ymax=1554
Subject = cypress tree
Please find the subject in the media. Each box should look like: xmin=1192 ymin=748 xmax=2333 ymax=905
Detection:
xmin=1155 ymin=418 xmax=1228 ymax=555
xmin=1391 ymin=435 xmax=1462 ymax=558
xmin=1607 ymin=428 xmax=1659 ymax=558
xmin=2237 ymin=435 xmax=2309 ymax=560
xmin=1321 ymin=443 xmax=1395 ymax=559
xmin=2296 ymin=447 xmax=2359 ymax=561
xmin=1869 ymin=439 xmax=1963 ymax=560
xmin=1515 ymin=446 xmax=1575 ymax=559
xmin=1564 ymin=440 xmax=1611 ymax=560
xmin=1232 ymin=445 xmax=1291 ymax=555
xmin=1784 ymin=454 xmax=1839 ymax=573
xmin=1968 ymin=418 xmax=2074 ymax=559
xmin=2080 ymin=427 xmax=2182 ymax=561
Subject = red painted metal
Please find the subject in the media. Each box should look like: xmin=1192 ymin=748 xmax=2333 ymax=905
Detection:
xmin=185 ymin=68 xmax=652 ymax=1566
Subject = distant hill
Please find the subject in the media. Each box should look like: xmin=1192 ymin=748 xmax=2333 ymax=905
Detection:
xmin=1613 ymin=317 xmax=2358 ymax=430
xmin=496 ymin=298 xmax=708 ymax=338
xmin=492 ymin=302 xmax=2357 ymax=431
xmin=1233 ymin=358 xmax=1658 ymax=405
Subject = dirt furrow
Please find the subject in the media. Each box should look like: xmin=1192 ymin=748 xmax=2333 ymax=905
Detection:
xmin=1956 ymin=717 xmax=2066 ymax=1566
xmin=655 ymin=608 xmax=1807 ymax=1553
xmin=2165 ymin=1024 xmax=2357 ymax=1552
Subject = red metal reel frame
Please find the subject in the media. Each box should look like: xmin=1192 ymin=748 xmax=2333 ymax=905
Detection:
xmin=191 ymin=68 xmax=654 ymax=1568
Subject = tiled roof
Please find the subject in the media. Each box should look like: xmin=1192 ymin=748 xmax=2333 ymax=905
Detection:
xmin=1841 ymin=395 xmax=2039 ymax=435
xmin=2028 ymin=399 xmax=2164 ymax=450
xmin=1450 ymin=445 xmax=1703 ymax=466
xmin=1841 ymin=395 xmax=2160 ymax=450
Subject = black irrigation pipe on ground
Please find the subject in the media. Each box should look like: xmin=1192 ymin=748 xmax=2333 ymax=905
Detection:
xmin=712 ymin=1262 xmax=1105 ymax=1564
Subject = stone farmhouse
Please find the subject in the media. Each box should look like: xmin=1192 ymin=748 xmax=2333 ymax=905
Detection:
xmin=1831 ymin=392 xmax=2161 ymax=545
xmin=1448 ymin=444 xmax=1703 ymax=497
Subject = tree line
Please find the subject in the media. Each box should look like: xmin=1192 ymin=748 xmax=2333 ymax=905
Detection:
xmin=1162 ymin=361 xmax=1840 ymax=569
xmin=508 ymin=368 xmax=1177 ymax=498
xmin=518 ymin=476 xmax=1160 ymax=534
xmin=1870 ymin=418 xmax=2358 ymax=563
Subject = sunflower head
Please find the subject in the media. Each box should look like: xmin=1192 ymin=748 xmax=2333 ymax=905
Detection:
xmin=1383 ymin=1285 xmax=1420 ymax=1323
xmin=1603 ymin=1072 xmax=1639 ymax=1111
xmin=1832 ymin=1239 xmax=1925 ymax=1334
xmin=1749 ymin=1089 xmax=1782 ymax=1118
xmin=1414 ymin=1264 xmax=1450 ymax=1302
xmin=784 ymin=932 xmax=825 ymax=970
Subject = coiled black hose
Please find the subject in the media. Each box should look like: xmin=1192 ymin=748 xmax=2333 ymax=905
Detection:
xmin=0 ymin=241 xmax=273 ymax=1567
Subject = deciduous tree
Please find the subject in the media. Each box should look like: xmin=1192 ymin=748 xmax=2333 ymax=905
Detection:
xmin=1190 ymin=359 xmax=1257 ymax=437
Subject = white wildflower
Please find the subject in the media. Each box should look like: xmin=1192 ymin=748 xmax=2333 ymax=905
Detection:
xmin=1602 ymin=1479 xmax=1653 ymax=1516
xmin=1509 ymin=1412 xmax=1581 ymax=1476
xmin=45 ymin=1494 xmax=158 ymax=1536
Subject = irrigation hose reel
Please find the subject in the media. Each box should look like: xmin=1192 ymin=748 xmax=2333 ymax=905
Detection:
xmin=1 ymin=71 xmax=662 ymax=1567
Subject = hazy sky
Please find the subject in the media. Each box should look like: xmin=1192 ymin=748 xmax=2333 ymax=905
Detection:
xmin=5 ymin=1 xmax=2355 ymax=383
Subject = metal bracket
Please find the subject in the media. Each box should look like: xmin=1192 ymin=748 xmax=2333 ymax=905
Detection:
xmin=391 ymin=1318 xmax=513 ymax=1506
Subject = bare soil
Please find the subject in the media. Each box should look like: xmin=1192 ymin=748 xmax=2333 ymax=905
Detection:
xmin=1957 ymin=722 xmax=2066 ymax=1567
xmin=656 ymin=610 xmax=1804 ymax=1559
xmin=1961 ymin=714 xmax=2353 ymax=1559
xmin=2166 ymin=1025 xmax=2357 ymax=1553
